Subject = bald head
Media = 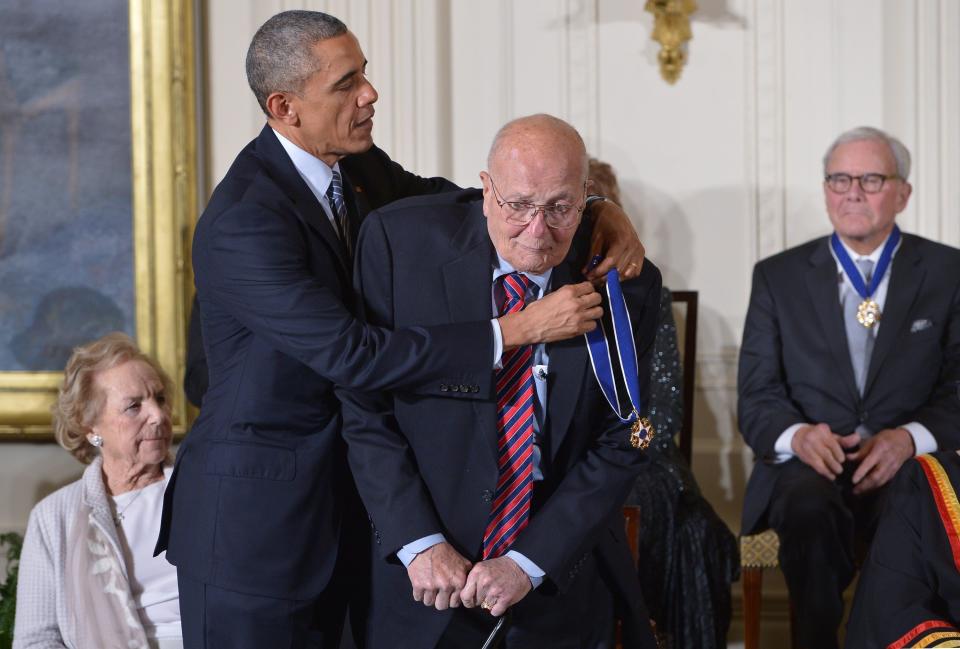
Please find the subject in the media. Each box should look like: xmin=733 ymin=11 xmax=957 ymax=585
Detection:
xmin=487 ymin=114 xmax=588 ymax=181
xmin=480 ymin=114 xmax=589 ymax=274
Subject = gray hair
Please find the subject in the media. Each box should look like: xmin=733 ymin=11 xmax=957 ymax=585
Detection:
xmin=246 ymin=10 xmax=348 ymax=116
xmin=822 ymin=126 xmax=912 ymax=180
xmin=487 ymin=114 xmax=588 ymax=180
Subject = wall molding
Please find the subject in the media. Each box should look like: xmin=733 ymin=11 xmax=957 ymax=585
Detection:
xmin=746 ymin=0 xmax=786 ymax=264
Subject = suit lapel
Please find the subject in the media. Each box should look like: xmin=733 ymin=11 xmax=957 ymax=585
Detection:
xmin=804 ymin=239 xmax=860 ymax=404
xmin=545 ymin=261 xmax=589 ymax=461
xmin=257 ymin=126 xmax=351 ymax=275
xmin=864 ymin=235 xmax=924 ymax=395
xmin=440 ymin=205 xmax=500 ymax=459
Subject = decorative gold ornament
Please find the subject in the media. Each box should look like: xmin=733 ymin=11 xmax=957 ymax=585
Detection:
xmin=857 ymin=299 xmax=881 ymax=329
xmin=645 ymin=0 xmax=697 ymax=84
xmin=630 ymin=417 xmax=656 ymax=450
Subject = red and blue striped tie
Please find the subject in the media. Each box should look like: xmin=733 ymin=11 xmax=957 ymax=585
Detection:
xmin=483 ymin=272 xmax=536 ymax=559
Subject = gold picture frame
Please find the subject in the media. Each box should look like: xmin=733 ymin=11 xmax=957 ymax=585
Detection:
xmin=0 ymin=0 xmax=197 ymax=439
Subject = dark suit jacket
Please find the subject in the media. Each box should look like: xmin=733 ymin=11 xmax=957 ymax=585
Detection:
xmin=158 ymin=126 xmax=495 ymax=599
xmin=737 ymin=233 xmax=960 ymax=534
xmin=340 ymin=190 xmax=662 ymax=648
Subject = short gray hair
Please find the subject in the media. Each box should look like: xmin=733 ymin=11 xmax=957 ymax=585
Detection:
xmin=822 ymin=126 xmax=912 ymax=180
xmin=246 ymin=10 xmax=348 ymax=116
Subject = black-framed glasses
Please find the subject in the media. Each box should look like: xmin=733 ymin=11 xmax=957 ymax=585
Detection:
xmin=824 ymin=172 xmax=901 ymax=194
xmin=488 ymin=176 xmax=585 ymax=229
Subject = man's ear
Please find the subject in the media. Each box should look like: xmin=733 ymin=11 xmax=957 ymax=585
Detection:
xmin=895 ymin=180 xmax=913 ymax=214
xmin=479 ymin=171 xmax=494 ymax=217
xmin=265 ymin=91 xmax=298 ymax=125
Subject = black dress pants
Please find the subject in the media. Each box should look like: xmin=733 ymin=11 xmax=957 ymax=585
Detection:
xmin=765 ymin=459 xmax=886 ymax=649
xmin=178 ymin=570 xmax=346 ymax=649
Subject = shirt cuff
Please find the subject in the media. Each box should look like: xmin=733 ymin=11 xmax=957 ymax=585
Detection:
xmin=396 ymin=534 xmax=446 ymax=567
xmin=902 ymin=422 xmax=938 ymax=456
xmin=491 ymin=319 xmax=504 ymax=369
xmin=505 ymin=550 xmax=545 ymax=589
xmin=773 ymin=423 xmax=805 ymax=459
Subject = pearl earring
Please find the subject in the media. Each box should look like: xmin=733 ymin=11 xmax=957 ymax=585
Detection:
xmin=89 ymin=434 xmax=103 ymax=448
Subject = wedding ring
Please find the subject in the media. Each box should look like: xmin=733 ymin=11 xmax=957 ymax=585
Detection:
xmin=481 ymin=598 xmax=497 ymax=610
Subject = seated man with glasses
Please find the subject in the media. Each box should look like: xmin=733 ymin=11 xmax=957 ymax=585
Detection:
xmin=339 ymin=113 xmax=661 ymax=648
xmin=737 ymin=126 xmax=960 ymax=649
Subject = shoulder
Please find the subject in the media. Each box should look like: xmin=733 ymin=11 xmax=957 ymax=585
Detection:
xmin=617 ymin=259 xmax=663 ymax=323
xmin=27 ymin=477 xmax=84 ymax=535
xmin=363 ymin=189 xmax=482 ymax=234
xmin=755 ymin=236 xmax=827 ymax=275
xmin=341 ymin=144 xmax=396 ymax=175
xmin=902 ymin=233 xmax=960 ymax=265
xmin=621 ymin=258 xmax=662 ymax=297
xmin=199 ymin=136 xmax=296 ymax=231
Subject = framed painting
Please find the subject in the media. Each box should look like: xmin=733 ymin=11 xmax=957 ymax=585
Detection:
xmin=0 ymin=0 xmax=197 ymax=437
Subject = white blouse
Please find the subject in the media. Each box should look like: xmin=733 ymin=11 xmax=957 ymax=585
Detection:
xmin=110 ymin=467 xmax=181 ymax=640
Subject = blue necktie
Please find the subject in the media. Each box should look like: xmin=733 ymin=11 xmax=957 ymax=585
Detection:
xmin=325 ymin=170 xmax=351 ymax=253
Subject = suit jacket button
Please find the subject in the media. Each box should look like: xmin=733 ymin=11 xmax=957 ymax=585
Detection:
xmin=859 ymin=411 xmax=868 ymax=422
xmin=482 ymin=489 xmax=493 ymax=503
xmin=471 ymin=385 xmax=480 ymax=393
xmin=440 ymin=384 xmax=449 ymax=392
xmin=451 ymin=385 xmax=460 ymax=392
xmin=459 ymin=384 xmax=469 ymax=393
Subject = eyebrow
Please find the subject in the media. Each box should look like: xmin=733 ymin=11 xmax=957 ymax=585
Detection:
xmin=331 ymin=59 xmax=368 ymax=89
xmin=121 ymin=387 xmax=164 ymax=402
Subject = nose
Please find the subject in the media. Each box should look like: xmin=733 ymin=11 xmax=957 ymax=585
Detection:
xmin=524 ymin=209 xmax=549 ymax=237
xmin=146 ymin=398 xmax=170 ymax=426
xmin=359 ymin=78 xmax=378 ymax=106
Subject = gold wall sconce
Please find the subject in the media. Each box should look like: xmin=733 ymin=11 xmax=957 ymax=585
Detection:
xmin=645 ymin=0 xmax=697 ymax=84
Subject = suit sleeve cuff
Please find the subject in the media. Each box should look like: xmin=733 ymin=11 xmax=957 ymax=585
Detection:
xmin=902 ymin=422 xmax=938 ymax=456
xmin=491 ymin=319 xmax=504 ymax=369
xmin=773 ymin=423 xmax=806 ymax=461
xmin=505 ymin=550 xmax=545 ymax=589
xmin=396 ymin=534 xmax=446 ymax=567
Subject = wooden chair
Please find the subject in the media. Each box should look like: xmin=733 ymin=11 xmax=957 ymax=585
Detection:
xmin=740 ymin=529 xmax=795 ymax=649
xmin=620 ymin=290 xmax=698 ymax=648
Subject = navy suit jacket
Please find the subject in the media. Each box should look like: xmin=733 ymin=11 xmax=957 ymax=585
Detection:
xmin=737 ymin=233 xmax=960 ymax=534
xmin=340 ymin=191 xmax=661 ymax=648
xmin=158 ymin=126 xmax=495 ymax=599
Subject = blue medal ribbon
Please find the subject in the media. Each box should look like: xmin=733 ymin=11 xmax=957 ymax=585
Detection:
xmin=584 ymin=269 xmax=649 ymax=446
xmin=830 ymin=225 xmax=901 ymax=299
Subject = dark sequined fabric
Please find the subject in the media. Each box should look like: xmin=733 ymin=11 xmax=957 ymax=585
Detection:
xmin=625 ymin=287 xmax=740 ymax=649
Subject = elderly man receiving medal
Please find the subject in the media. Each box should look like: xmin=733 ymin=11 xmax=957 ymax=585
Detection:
xmin=738 ymin=126 xmax=960 ymax=649
xmin=339 ymin=114 xmax=661 ymax=649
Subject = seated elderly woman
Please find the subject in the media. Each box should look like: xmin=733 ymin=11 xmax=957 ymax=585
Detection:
xmin=14 ymin=333 xmax=181 ymax=649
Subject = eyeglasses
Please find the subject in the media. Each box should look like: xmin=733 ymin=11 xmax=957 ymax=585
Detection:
xmin=488 ymin=176 xmax=585 ymax=229
xmin=824 ymin=172 xmax=901 ymax=194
